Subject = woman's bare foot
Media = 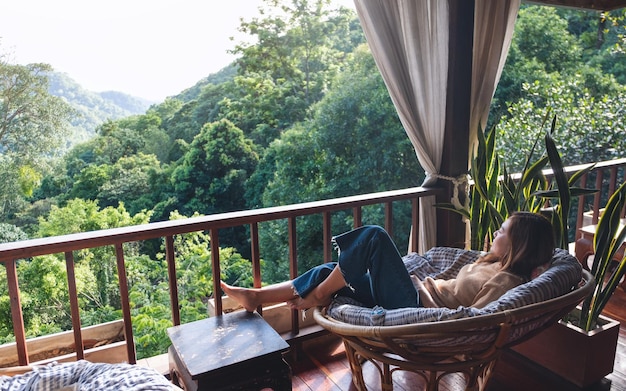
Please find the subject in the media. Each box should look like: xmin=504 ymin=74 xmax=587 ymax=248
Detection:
xmin=287 ymin=292 xmax=332 ymax=310
xmin=220 ymin=281 xmax=260 ymax=312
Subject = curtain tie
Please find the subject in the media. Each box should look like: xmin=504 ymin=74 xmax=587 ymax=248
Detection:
xmin=430 ymin=173 xmax=470 ymax=211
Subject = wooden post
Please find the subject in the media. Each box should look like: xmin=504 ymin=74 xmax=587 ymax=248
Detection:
xmin=6 ymin=260 xmax=28 ymax=365
xmin=114 ymin=243 xmax=136 ymax=364
xmin=165 ymin=236 xmax=181 ymax=326
xmin=437 ymin=0 xmax=475 ymax=248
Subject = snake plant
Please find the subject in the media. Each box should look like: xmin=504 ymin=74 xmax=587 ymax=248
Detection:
xmin=578 ymin=181 xmax=626 ymax=331
xmin=437 ymin=114 xmax=596 ymax=251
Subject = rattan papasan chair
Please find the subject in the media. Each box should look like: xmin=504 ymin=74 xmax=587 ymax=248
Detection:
xmin=313 ymin=247 xmax=594 ymax=391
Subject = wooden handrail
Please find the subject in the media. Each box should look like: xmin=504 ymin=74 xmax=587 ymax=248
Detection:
xmin=0 ymin=187 xmax=439 ymax=261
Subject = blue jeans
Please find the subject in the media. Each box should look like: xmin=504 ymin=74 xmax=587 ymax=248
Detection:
xmin=291 ymin=225 xmax=419 ymax=309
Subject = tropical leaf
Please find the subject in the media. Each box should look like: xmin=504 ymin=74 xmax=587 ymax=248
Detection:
xmin=580 ymin=181 xmax=626 ymax=331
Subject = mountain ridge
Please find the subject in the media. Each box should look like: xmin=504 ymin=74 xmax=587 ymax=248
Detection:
xmin=47 ymin=71 xmax=155 ymax=143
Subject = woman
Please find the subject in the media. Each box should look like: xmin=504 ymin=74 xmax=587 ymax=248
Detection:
xmin=221 ymin=211 xmax=555 ymax=312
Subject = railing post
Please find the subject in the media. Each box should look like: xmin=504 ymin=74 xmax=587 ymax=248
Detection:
xmin=250 ymin=222 xmax=261 ymax=288
xmin=114 ymin=243 xmax=136 ymax=364
xmin=609 ymin=167 xmax=618 ymax=196
xmin=250 ymin=222 xmax=263 ymax=314
xmin=65 ymin=251 xmax=84 ymax=360
xmin=288 ymin=217 xmax=299 ymax=334
xmin=5 ymin=259 xmax=28 ymax=365
xmin=622 ymin=168 xmax=626 ymax=219
xmin=353 ymin=207 xmax=362 ymax=228
xmin=385 ymin=202 xmax=393 ymax=237
xmin=165 ymin=236 xmax=180 ymax=326
xmin=409 ymin=198 xmax=420 ymax=253
xmin=323 ymin=212 xmax=332 ymax=263
xmin=576 ymin=173 xmax=589 ymax=235
xmin=210 ymin=229 xmax=222 ymax=315
xmin=593 ymin=170 xmax=605 ymax=223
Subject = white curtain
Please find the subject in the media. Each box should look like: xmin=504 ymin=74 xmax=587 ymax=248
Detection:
xmin=354 ymin=0 xmax=448 ymax=252
xmin=354 ymin=0 xmax=520 ymax=251
xmin=470 ymin=0 xmax=521 ymax=152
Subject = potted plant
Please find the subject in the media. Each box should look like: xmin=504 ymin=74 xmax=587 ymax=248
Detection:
xmin=439 ymin=113 xmax=624 ymax=387
xmin=437 ymin=120 xmax=548 ymax=250
xmin=512 ymin=180 xmax=626 ymax=387
xmin=437 ymin=114 xmax=596 ymax=251
xmin=578 ymin=180 xmax=626 ymax=330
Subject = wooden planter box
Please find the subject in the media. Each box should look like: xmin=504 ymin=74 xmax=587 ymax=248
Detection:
xmin=0 ymin=319 xmax=128 ymax=368
xmin=511 ymin=312 xmax=620 ymax=388
xmin=208 ymin=293 xmax=316 ymax=335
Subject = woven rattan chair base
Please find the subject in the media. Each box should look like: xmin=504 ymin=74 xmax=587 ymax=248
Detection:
xmin=313 ymin=270 xmax=594 ymax=391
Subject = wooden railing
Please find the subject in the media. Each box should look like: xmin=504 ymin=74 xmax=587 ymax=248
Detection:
xmin=0 ymin=186 xmax=442 ymax=367
xmin=0 ymin=157 xmax=624 ymax=368
xmin=508 ymin=157 xmax=626 ymax=240
xmin=573 ymin=157 xmax=626 ymax=232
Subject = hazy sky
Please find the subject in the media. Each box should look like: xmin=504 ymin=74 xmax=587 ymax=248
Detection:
xmin=0 ymin=0 xmax=275 ymax=102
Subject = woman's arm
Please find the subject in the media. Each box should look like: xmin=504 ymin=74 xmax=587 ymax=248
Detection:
xmin=471 ymin=272 xmax=524 ymax=308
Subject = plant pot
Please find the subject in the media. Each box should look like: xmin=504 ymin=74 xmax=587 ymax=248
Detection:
xmin=510 ymin=311 xmax=620 ymax=388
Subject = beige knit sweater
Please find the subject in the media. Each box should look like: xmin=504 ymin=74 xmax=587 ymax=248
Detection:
xmin=413 ymin=261 xmax=525 ymax=309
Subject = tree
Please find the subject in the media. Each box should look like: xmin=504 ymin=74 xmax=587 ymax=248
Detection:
xmin=492 ymin=5 xmax=626 ymax=131
xmin=496 ymin=76 xmax=626 ymax=172
xmin=228 ymin=0 xmax=363 ymax=146
xmin=0 ymin=52 xmax=74 ymax=218
xmin=256 ymin=45 xmax=423 ymax=280
xmin=0 ymin=60 xmax=73 ymax=161
xmin=67 ymin=164 xmax=112 ymax=202
xmin=492 ymin=6 xmax=583 ymax=125
xmin=171 ymin=119 xmax=259 ymax=251
xmin=0 ymin=223 xmax=28 ymax=243
xmin=36 ymin=199 xmax=151 ymax=309
xmin=0 ymin=200 xmax=152 ymax=338
xmin=96 ymin=153 xmax=165 ymax=215
xmin=561 ymin=7 xmax=626 ymax=84
xmin=172 ymin=119 xmax=259 ymax=216
xmin=258 ymin=45 xmax=422 ymax=206
xmin=91 ymin=120 xmax=146 ymax=165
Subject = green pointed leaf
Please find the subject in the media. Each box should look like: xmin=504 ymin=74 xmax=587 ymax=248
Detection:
xmin=568 ymin=163 xmax=596 ymax=186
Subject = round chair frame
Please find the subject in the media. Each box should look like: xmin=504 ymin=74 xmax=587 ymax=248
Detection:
xmin=313 ymin=269 xmax=595 ymax=391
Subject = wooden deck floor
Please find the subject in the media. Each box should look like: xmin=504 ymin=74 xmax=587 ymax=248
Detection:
xmin=289 ymin=285 xmax=626 ymax=391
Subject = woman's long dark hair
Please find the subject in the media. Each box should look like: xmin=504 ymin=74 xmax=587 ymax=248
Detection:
xmin=481 ymin=212 xmax=555 ymax=279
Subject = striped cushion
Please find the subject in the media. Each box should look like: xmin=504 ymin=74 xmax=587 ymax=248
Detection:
xmin=0 ymin=360 xmax=175 ymax=391
xmin=327 ymin=247 xmax=582 ymax=327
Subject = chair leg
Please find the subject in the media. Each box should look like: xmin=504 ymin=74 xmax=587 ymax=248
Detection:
xmin=426 ymin=371 xmax=438 ymax=391
xmin=465 ymin=360 xmax=497 ymax=391
xmin=343 ymin=341 xmax=368 ymax=390
xmin=477 ymin=360 xmax=497 ymax=391
xmin=381 ymin=363 xmax=393 ymax=391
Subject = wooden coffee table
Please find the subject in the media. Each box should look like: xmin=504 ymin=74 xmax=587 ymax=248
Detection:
xmin=168 ymin=311 xmax=291 ymax=391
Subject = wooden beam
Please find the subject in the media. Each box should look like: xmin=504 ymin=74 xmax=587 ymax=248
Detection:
xmin=437 ymin=0 xmax=475 ymax=248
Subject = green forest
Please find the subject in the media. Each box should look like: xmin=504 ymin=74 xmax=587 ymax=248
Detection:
xmin=1 ymin=0 xmax=625 ymax=359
